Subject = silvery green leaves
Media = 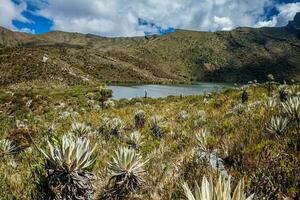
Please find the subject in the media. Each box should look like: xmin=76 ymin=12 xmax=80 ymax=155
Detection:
xmin=193 ymin=110 xmax=207 ymax=128
xmin=126 ymin=131 xmax=144 ymax=150
xmin=265 ymin=97 xmax=277 ymax=111
xmin=71 ymin=122 xmax=92 ymax=137
xmin=230 ymin=104 xmax=247 ymax=115
xmin=39 ymin=134 xmax=97 ymax=200
xmin=282 ymin=96 xmax=300 ymax=122
xmin=196 ymin=129 xmax=211 ymax=152
xmin=195 ymin=129 xmax=228 ymax=178
xmin=103 ymin=100 xmax=115 ymax=109
xmin=177 ymin=110 xmax=189 ymax=122
xmin=40 ymin=134 xmax=97 ymax=172
xmin=0 ymin=139 xmax=17 ymax=155
xmin=182 ymin=175 xmax=253 ymax=200
xmin=99 ymin=117 xmax=124 ymax=138
xmin=106 ymin=147 xmax=147 ymax=197
xmin=267 ymin=116 xmax=289 ymax=137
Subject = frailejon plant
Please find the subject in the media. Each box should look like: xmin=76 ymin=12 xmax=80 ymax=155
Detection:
xmin=282 ymin=96 xmax=300 ymax=122
xmin=39 ymin=134 xmax=97 ymax=200
xmin=196 ymin=129 xmax=211 ymax=152
xmin=105 ymin=147 xmax=147 ymax=198
xmin=99 ymin=117 xmax=111 ymax=137
xmin=282 ymin=96 xmax=300 ymax=136
xmin=134 ymin=110 xmax=146 ymax=128
xmin=109 ymin=118 xmax=124 ymax=137
xmin=103 ymin=99 xmax=115 ymax=109
xmin=99 ymin=117 xmax=124 ymax=138
xmin=248 ymin=101 xmax=262 ymax=111
xmin=197 ymin=110 xmax=207 ymax=120
xmin=182 ymin=175 xmax=254 ymax=200
xmin=267 ymin=74 xmax=275 ymax=96
xmin=265 ymin=97 xmax=277 ymax=111
xmin=241 ymin=91 xmax=249 ymax=104
xmin=0 ymin=139 xmax=17 ymax=155
xmin=266 ymin=116 xmax=289 ymax=137
xmin=149 ymin=115 xmax=164 ymax=139
xmin=279 ymin=89 xmax=289 ymax=102
xmin=194 ymin=110 xmax=207 ymax=128
xmin=71 ymin=122 xmax=92 ymax=137
xmin=195 ymin=130 xmax=228 ymax=177
xmin=98 ymin=87 xmax=113 ymax=110
xmin=126 ymin=131 xmax=144 ymax=150
xmin=177 ymin=110 xmax=189 ymax=122
xmin=230 ymin=104 xmax=247 ymax=115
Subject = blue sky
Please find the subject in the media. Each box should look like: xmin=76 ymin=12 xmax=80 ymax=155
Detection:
xmin=1 ymin=0 xmax=300 ymax=36
xmin=12 ymin=2 xmax=53 ymax=34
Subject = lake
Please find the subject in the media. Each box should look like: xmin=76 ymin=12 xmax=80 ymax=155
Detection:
xmin=108 ymin=82 xmax=233 ymax=99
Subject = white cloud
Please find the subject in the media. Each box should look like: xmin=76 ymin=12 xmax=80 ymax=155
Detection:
xmin=213 ymin=16 xmax=233 ymax=31
xmin=19 ymin=27 xmax=35 ymax=34
xmin=255 ymin=2 xmax=300 ymax=28
xmin=34 ymin=0 xmax=277 ymax=36
xmin=255 ymin=17 xmax=278 ymax=28
xmin=0 ymin=0 xmax=29 ymax=29
xmin=2 ymin=0 xmax=300 ymax=36
xmin=276 ymin=2 xmax=300 ymax=26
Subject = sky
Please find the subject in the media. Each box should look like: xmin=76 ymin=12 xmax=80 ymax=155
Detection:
xmin=0 ymin=0 xmax=300 ymax=37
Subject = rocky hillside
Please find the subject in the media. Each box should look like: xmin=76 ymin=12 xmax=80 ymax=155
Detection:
xmin=0 ymin=13 xmax=300 ymax=87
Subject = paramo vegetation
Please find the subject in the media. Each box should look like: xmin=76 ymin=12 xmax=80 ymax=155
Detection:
xmin=0 ymin=79 xmax=299 ymax=200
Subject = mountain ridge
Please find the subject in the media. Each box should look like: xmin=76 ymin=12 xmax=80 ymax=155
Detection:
xmin=0 ymin=13 xmax=299 ymax=87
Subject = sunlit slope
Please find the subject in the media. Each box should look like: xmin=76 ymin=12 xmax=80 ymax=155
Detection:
xmin=0 ymin=13 xmax=299 ymax=87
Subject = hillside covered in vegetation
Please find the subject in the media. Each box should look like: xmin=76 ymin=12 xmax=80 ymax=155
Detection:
xmin=0 ymin=13 xmax=300 ymax=87
xmin=0 ymin=81 xmax=299 ymax=199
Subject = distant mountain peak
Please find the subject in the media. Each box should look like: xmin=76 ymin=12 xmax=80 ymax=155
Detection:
xmin=294 ymin=12 xmax=300 ymax=23
xmin=287 ymin=12 xmax=300 ymax=36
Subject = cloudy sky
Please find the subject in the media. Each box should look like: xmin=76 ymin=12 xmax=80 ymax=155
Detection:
xmin=1 ymin=0 xmax=300 ymax=36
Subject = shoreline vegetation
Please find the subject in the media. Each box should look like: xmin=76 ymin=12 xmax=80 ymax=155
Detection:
xmin=0 ymin=79 xmax=299 ymax=199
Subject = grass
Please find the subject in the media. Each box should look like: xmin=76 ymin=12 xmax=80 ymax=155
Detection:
xmin=0 ymin=82 xmax=299 ymax=199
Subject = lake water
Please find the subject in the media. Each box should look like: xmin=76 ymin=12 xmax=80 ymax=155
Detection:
xmin=108 ymin=82 xmax=233 ymax=99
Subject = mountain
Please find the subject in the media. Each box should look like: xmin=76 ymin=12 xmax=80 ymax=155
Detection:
xmin=0 ymin=13 xmax=300 ymax=87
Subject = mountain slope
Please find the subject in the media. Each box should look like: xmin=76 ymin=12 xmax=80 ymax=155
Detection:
xmin=0 ymin=13 xmax=300 ymax=87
